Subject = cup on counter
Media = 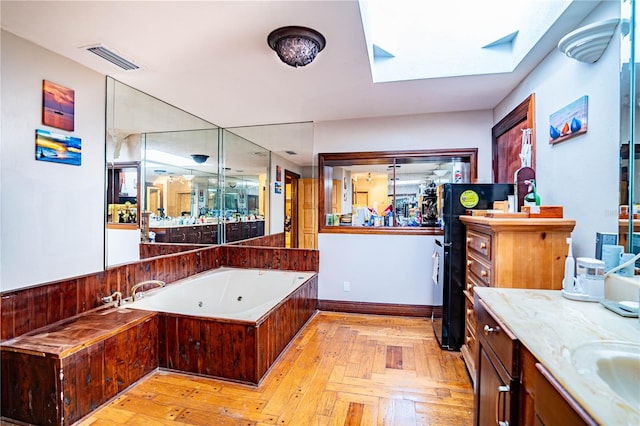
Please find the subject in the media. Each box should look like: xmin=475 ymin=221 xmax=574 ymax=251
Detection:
xmin=601 ymin=244 xmax=623 ymax=273
xmin=617 ymin=253 xmax=636 ymax=277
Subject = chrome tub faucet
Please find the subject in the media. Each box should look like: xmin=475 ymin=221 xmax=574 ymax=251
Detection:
xmin=131 ymin=280 xmax=166 ymax=301
xmin=102 ymin=291 xmax=123 ymax=307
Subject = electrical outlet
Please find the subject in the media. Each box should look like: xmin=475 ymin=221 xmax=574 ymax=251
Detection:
xmin=343 ymin=281 xmax=350 ymax=291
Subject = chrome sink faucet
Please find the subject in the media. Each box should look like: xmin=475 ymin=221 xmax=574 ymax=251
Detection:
xmin=131 ymin=280 xmax=166 ymax=301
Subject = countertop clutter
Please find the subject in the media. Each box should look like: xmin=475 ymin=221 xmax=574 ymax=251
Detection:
xmin=474 ymin=287 xmax=640 ymax=425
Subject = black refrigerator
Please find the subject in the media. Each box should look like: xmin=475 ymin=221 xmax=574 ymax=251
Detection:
xmin=432 ymin=183 xmax=513 ymax=350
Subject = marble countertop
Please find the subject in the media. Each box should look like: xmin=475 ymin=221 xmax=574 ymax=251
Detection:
xmin=474 ymin=287 xmax=640 ymax=425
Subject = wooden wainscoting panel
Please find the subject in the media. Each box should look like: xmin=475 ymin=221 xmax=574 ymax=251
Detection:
xmin=78 ymin=312 xmax=473 ymax=425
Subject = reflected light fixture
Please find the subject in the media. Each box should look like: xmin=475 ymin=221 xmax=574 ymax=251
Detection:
xmin=191 ymin=154 xmax=209 ymax=164
xmin=267 ymin=26 xmax=326 ymax=67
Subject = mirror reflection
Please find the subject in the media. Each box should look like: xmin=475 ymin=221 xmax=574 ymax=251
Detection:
xmin=106 ymin=77 xmax=272 ymax=262
xmin=620 ymin=0 xmax=638 ymax=255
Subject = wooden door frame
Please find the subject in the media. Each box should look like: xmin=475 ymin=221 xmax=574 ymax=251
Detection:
xmin=492 ymin=94 xmax=535 ymax=182
xmin=284 ymin=170 xmax=300 ymax=248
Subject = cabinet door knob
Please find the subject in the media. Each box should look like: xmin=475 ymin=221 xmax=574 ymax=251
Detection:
xmin=467 ymin=260 xmax=472 ymax=266
xmin=467 ymin=237 xmax=472 ymax=244
xmin=480 ymin=242 xmax=487 ymax=249
xmin=483 ymin=324 xmax=500 ymax=334
xmin=480 ymin=270 xmax=488 ymax=277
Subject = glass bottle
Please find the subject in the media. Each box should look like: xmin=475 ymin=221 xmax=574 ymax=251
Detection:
xmin=524 ymin=179 xmax=541 ymax=206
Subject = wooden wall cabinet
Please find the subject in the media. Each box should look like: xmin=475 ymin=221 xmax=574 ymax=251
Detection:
xmin=459 ymin=217 xmax=576 ymax=382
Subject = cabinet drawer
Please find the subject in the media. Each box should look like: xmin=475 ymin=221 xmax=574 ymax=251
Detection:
xmin=465 ymin=324 xmax=476 ymax=363
xmin=467 ymin=252 xmax=492 ymax=286
xmin=464 ymin=292 xmax=476 ymax=336
xmin=475 ymin=297 xmax=519 ymax=377
xmin=169 ymin=227 xmax=188 ymax=243
xmin=467 ymin=230 xmax=491 ymax=260
xmin=466 ymin=269 xmax=487 ymax=296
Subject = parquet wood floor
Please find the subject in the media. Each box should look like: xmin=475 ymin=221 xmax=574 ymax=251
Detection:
xmin=78 ymin=312 xmax=473 ymax=426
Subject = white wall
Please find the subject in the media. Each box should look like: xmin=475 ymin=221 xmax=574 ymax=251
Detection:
xmin=315 ymin=111 xmax=495 ymax=182
xmin=494 ymin=1 xmax=620 ymax=259
xmin=1 ymin=31 xmax=106 ymax=291
xmin=319 ymin=234 xmax=437 ymax=304
xmin=314 ymin=110 xmax=493 ymax=304
xmin=107 ymin=228 xmax=141 ymax=266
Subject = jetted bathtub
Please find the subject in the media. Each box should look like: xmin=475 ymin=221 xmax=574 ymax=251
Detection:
xmin=126 ymin=267 xmax=319 ymax=384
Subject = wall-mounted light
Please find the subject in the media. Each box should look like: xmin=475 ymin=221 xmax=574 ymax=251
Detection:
xmin=267 ymin=26 xmax=326 ymax=67
xmin=557 ymin=18 xmax=619 ymax=63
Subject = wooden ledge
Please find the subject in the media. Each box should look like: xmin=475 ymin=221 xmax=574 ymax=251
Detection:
xmin=0 ymin=306 xmax=156 ymax=358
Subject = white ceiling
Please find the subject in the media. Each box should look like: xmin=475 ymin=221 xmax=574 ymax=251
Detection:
xmin=1 ymin=0 xmax=599 ymax=166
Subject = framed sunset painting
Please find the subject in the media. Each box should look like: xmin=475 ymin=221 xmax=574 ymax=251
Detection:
xmin=42 ymin=80 xmax=75 ymax=131
xmin=35 ymin=129 xmax=82 ymax=166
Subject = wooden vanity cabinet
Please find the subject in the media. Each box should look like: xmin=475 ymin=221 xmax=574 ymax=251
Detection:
xmin=169 ymin=226 xmax=188 ymax=243
xmin=201 ymin=224 xmax=218 ymax=244
xmin=534 ymin=363 xmax=596 ymax=426
xmin=226 ymin=222 xmax=241 ymax=242
xmin=459 ymin=217 xmax=576 ymax=382
xmin=187 ymin=225 xmax=203 ymax=243
xmin=474 ymin=297 xmax=520 ymax=426
xmin=474 ymin=294 xmax=597 ymax=426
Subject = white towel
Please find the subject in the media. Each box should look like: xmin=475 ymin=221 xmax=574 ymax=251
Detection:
xmin=432 ymin=251 xmax=439 ymax=286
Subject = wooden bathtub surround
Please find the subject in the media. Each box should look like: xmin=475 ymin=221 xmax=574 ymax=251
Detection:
xmin=1 ymin=242 xmax=318 ymax=342
xmin=1 ymin=272 xmax=318 ymax=424
xmin=1 ymin=242 xmax=319 ymax=425
xmin=1 ymin=306 xmax=158 ymax=425
xmin=158 ymin=275 xmax=319 ymax=385
xmin=222 ymin=245 xmax=320 ymax=271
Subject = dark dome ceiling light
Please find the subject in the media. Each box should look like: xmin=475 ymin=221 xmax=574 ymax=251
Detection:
xmin=191 ymin=154 xmax=209 ymax=164
xmin=267 ymin=26 xmax=326 ymax=68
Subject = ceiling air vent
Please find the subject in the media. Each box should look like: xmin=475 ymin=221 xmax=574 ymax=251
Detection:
xmin=86 ymin=45 xmax=139 ymax=70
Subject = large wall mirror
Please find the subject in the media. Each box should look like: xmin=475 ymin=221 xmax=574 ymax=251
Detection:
xmin=621 ymin=0 xmax=639 ymax=255
xmin=105 ymin=78 xmax=272 ymax=264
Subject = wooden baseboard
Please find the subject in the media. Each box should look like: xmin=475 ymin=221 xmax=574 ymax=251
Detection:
xmin=319 ymin=300 xmax=441 ymax=318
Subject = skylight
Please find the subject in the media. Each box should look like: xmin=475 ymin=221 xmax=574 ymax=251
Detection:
xmin=359 ymin=0 xmax=575 ymax=83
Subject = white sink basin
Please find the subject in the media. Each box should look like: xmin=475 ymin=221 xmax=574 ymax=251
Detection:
xmin=572 ymin=341 xmax=640 ymax=407
xmin=605 ymin=274 xmax=640 ymax=302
